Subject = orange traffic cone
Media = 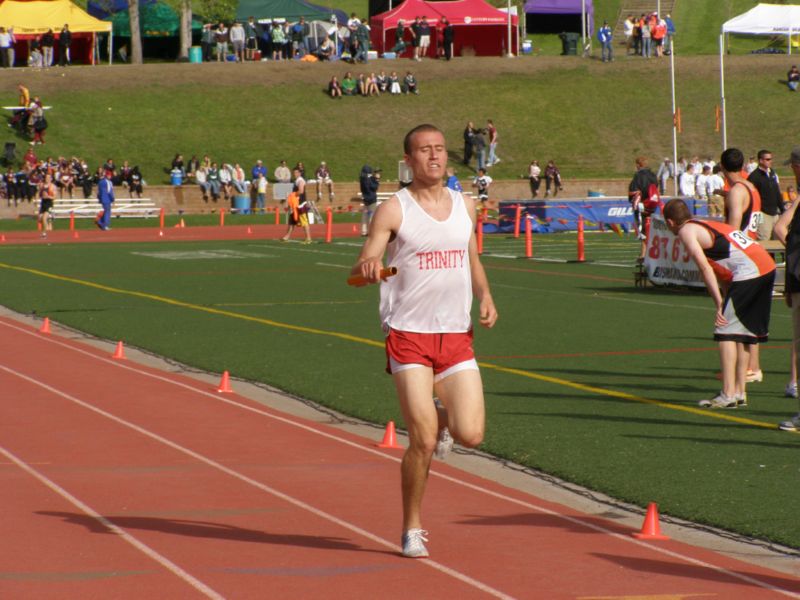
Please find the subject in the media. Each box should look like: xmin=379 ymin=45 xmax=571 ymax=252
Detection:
xmin=39 ymin=317 xmax=51 ymax=334
xmin=72 ymin=231 xmax=80 ymax=239
xmin=351 ymin=225 xmax=358 ymax=234
xmin=217 ymin=370 xmax=233 ymax=393
xmin=112 ymin=341 xmax=126 ymax=360
xmin=0 ymin=234 xmax=5 ymax=242
xmin=377 ymin=421 xmax=403 ymax=449
xmin=632 ymin=502 xmax=670 ymax=540
xmin=180 ymin=218 xmax=186 ymax=228
xmin=247 ymin=226 xmax=253 ymax=235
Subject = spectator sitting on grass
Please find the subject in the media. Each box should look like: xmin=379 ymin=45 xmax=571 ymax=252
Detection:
xmin=376 ymin=70 xmax=388 ymax=92
xmin=357 ymin=73 xmax=368 ymax=95
xmin=366 ymin=72 xmax=380 ymax=96
xmin=403 ymin=71 xmax=418 ymax=94
xmin=316 ymin=35 xmax=334 ymax=60
xmin=186 ymin=155 xmax=200 ymax=181
xmin=389 ymin=71 xmax=401 ymax=94
xmin=171 ymin=153 xmax=186 ymax=177
xmin=341 ymin=71 xmax=357 ymax=95
xmin=788 ymin=65 xmax=800 ymax=92
xmin=328 ymin=75 xmax=342 ymax=98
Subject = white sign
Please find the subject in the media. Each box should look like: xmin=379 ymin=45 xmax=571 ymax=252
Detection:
xmin=644 ymin=215 xmax=704 ymax=287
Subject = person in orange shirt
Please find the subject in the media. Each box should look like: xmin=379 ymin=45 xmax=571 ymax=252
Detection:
xmin=664 ymin=198 xmax=775 ymax=409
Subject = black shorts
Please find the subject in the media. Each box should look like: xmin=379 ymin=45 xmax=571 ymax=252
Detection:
xmin=39 ymin=198 xmax=53 ymax=214
xmin=246 ymin=38 xmax=258 ymax=50
xmin=714 ymin=271 xmax=775 ymax=344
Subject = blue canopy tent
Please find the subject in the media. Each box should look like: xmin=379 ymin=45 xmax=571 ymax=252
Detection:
xmin=524 ymin=0 xmax=593 ymax=36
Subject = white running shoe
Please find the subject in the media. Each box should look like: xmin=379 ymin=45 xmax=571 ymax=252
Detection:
xmin=778 ymin=413 xmax=800 ymax=432
xmin=401 ymin=528 xmax=430 ymax=558
xmin=434 ymin=427 xmax=454 ymax=460
xmin=746 ymin=369 xmax=763 ymax=383
xmin=785 ymin=381 xmax=798 ymax=399
xmin=698 ymin=392 xmax=737 ymax=409
xmin=735 ymin=392 xmax=747 ymax=407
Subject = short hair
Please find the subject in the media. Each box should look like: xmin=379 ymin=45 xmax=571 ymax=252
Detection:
xmin=757 ymin=149 xmax=772 ymax=160
xmin=403 ymin=123 xmax=443 ymax=155
xmin=663 ymin=198 xmax=692 ymax=225
xmin=720 ymin=147 xmax=744 ymax=172
xmin=635 ymin=156 xmax=648 ymax=168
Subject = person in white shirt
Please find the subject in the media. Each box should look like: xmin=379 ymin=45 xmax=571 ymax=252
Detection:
xmin=746 ymin=156 xmax=758 ymax=175
xmin=229 ymin=22 xmax=246 ymax=62
xmin=707 ymin=166 xmax=725 ymax=217
xmin=695 ymin=165 xmax=711 ymax=201
xmin=679 ymin=164 xmax=696 ymax=198
xmin=351 ymin=124 xmax=497 ymax=560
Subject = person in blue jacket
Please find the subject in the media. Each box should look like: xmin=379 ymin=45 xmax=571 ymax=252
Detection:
xmin=96 ymin=170 xmax=115 ymax=231
xmin=597 ymin=21 xmax=613 ymax=63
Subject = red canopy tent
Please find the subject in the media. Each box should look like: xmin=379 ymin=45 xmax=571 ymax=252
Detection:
xmin=370 ymin=0 xmax=518 ymax=58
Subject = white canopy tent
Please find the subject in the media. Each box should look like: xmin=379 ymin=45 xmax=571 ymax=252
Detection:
xmin=720 ymin=4 xmax=800 ymax=147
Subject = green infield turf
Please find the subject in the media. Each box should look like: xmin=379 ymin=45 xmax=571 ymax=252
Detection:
xmin=1 ymin=233 xmax=798 ymax=550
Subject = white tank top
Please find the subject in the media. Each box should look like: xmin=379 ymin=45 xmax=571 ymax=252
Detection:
xmin=379 ymin=187 xmax=473 ymax=333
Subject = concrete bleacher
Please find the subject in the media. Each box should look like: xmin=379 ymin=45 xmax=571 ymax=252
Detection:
xmin=34 ymin=197 xmax=159 ymax=218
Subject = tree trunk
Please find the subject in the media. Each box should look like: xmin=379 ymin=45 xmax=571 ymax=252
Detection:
xmin=178 ymin=0 xmax=191 ymax=59
xmin=129 ymin=0 xmax=143 ymax=64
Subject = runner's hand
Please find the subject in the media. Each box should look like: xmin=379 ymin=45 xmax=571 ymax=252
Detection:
xmin=714 ymin=309 xmax=727 ymax=328
xmin=479 ymin=296 xmax=498 ymax=328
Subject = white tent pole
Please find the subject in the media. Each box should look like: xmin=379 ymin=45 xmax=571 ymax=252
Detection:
xmin=719 ymin=33 xmax=727 ymax=149
xmin=581 ymin=0 xmax=586 ymax=50
xmin=670 ymin=37 xmax=678 ymax=197
xmin=506 ymin=0 xmax=513 ymax=57
xmin=789 ymin=29 xmax=792 ymax=56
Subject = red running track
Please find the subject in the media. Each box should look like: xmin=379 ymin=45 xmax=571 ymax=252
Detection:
xmin=1 ymin=317 xmax=798 ymax=599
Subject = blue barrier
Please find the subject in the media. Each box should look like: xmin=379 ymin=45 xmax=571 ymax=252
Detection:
xmin=495 ymin=198 xmax=707 ymax=233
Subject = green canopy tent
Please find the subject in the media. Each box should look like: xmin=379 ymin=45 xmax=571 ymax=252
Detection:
xmin=108 ymin=2 xmax=203 ymax=37
xmin=235 ymin=0 xmax=332 ymax=23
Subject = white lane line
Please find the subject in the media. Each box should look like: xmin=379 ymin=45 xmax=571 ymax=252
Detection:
xmin=315 ymin=262 xmax=350 ymax=269
xmin=2 ymin=320 xmax=798 ymax=598
xmin=0 ymin=362 xmax=514 ymax=600
xmin=0 ymin=442 xmax=224 ymax=600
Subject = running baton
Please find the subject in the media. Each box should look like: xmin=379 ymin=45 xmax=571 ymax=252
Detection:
xmin=347 ymin=267 xmax=398 ymax=287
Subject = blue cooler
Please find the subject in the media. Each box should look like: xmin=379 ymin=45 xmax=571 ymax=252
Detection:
xmin=587 ymin=190 xmax=605 ymax=197
xmin=170 ymin=169 xmax=183 ymax=186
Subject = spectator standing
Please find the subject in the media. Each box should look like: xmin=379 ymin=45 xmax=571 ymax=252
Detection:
xmin=38 ymin=172 xmax=56 ymax=237
xmin=664 ymin=14 xmax=676 ymax=51
xmin=623 ymin=15 xmax=634 ymax=55
xmin=229 ymin=21 xmax=246 ymax=62
xmin=528 ymin=160 xmax=541 ymax=198
xmin=597 ymin=21 xmax=612 ymax=63
xmin=41 ymin=29 xmax=55 ymax=67
xmin=708 ymin=165 xmax=726 ymax=217
xmin=96 ymin=170 xmax=114 ymax=231
xmin=695 ymin=165 xmax=711 ymax=202
xmin=215 ymin=22 xmax=229 ymax=62
xmin=746 ymin=156 xmax=758 ymax=174
xmin=359 ymin=164 xmax=380 ymax=235
xmin=640 ymin=16 xmax=651 ymax=58
xmin=58 ymin=24 xmax=72 ymax=66
xmin=411 ymin=16 xmax=422 ymax=61
xmin=10 ymin=82 xmax=30 ymax=130
xmin=29 ymin=97 xmax=46 ymax=145
xmin=656 ymin=157 xmax=674 ymax=194
xmin=291 ymin=17 xmax=309 ymax=58
xmin=255 ymin=172 xmax=268 ymax=212
xmin=271 ymin=22 xmax=285 ymax=60
xmin=251 ymin=159 xmax=267 ymax=182
xmin=441 ymin=18 xmax=454 ymax=60
xmin=391 ymin=19 xmax=411 ymax=56
xmin=788 ymin=65 xmax=800 ymax=92
xmin=201 ymin=24 xmax=214 ymax=62
xmin=652 ymin=18 xmax=666 ymax=58
xmin=462 ymin=122 xmax=475 ymax=167
xmin=748 ymin=149 xmax=783 ymax=241
xmin=627 ymin=156 xmax=658 ymax=263
xmin=486 ymin=119 xmax=500 ymax=167
xmin=472 ymin=128 xmax=487 ymax=171
xmin=354 ymin=20 xmax=370 ymax=63
xmin=245 ymin=16 xmax=260 ymax=60
xmin=417 ymin=16 xmax=431 ymax=60
xmin=0 ymin=28 xmax=12 ymax=68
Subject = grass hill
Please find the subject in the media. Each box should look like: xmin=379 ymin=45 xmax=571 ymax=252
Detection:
xmin=4 ymin=50 xmax=795 ymax=187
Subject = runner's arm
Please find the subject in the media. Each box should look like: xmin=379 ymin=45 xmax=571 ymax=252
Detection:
xmin=464 ymin=194 xmax=498 ymax=328
xmin=773 ymin=200 xmax=799 ymax=245
xmin=351 ymin=196 xmax=401 ymax=283
xmin=680 ymin=225 xmax=727 ymax=326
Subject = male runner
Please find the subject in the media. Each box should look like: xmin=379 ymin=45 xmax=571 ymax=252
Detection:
xmin=663 ymin=198 xmax=775 ymax=408
xmin=351 ymin=124 xmax=498 ymax=558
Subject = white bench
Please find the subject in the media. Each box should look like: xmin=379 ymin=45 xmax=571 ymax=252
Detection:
xmin=35 ymin=197 xmax=159 ymax=219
